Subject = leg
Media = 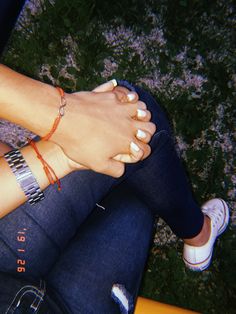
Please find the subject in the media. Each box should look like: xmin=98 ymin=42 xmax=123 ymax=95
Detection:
xmin=0 ymin=83 xmax=222 ymax=277
xmin=46 ymin=184 xmax=154 ymax=314
xmin=124 ymin=84 xmax=204 ymax=239
xmin=124 ymin=83 xmax=229 ymax=270
xmin=117 ymin=82 xmax=229 ymax=271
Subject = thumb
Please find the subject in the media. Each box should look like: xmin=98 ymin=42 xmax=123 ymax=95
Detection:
xmin=93 ymin=79 xmax=117 ymax=92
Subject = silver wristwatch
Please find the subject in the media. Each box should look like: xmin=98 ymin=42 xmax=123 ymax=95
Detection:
xmin=4 ymin=149 xmax=44 ymax=205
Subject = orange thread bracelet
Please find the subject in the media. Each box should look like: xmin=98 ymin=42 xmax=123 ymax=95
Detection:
xmin=42 ymin=86 xmax=67 ymax=141
xmin=27 ymin=138 xmax=61 ymax=191
xmin=27 ymin=86 xmax=66 ymax=191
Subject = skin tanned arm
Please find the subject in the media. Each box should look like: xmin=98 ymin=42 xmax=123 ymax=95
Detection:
xmin=0 ymin=140 xmax=71 ymax=219
xmin=0 ymin=64 xmax=155 ymax=177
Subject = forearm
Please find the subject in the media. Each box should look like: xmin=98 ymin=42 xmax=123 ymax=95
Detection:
xmin=0 ymin=140 xmax=71 ymax=219
xmin=0 ymin=64 xmax=59 ymax=136
xmin=0 ymin=64 xmax=155 ymax=178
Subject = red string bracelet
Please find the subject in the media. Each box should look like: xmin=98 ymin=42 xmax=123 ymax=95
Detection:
xmin=27 ymin=86 xmax=66 ymax=191
xmin=42 ymin=87 xmax=67 ymax=141
xmin=28 ymin=138 xmax=62 ymax=191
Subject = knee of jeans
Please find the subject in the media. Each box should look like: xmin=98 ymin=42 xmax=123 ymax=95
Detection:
xmin=111 ymin=284 xmax=134 ymax=314
xmin=150 ymin=129 xmax=173 ymax=153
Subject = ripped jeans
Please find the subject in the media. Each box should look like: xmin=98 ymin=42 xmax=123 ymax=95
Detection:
xmin=0 ymin=83 xmax=204 ymax=314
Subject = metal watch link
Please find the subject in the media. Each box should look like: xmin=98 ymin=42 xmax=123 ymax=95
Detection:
xmin=4 ymin=149 xmax=44 ymax=205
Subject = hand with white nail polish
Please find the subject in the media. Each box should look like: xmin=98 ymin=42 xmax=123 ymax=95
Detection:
xmin=136 ymin=130 xmax=147 ymax=139
xmin=0 ymin=66 xmax=155 ymax=180
xmin=92 ymin=80 xmax=156 ymax=163
xmin=137 ymin=109 xmax=147 ymax=119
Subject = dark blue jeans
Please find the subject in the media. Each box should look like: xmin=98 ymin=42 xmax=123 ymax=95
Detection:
xmin=0 ymin=84 xmax=204 ymax=313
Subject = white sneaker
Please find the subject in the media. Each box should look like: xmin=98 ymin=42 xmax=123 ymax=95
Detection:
xmin=183 ymin=198 xmax=230 ymax=271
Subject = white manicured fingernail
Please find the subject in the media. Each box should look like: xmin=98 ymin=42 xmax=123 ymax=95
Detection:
xmin=136 ymin=129 xmax=147 ymax=139
xmin=127 ymin=93 xmax=136 ymax=102
xmin=130 ymin=142 xmax=140 ymax=152
xmin=111 ymin=79 xmax=117 ymax=87
xmin=137 ymin=109 xmax=147 ymax=118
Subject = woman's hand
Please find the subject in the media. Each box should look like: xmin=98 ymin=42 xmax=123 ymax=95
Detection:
xmin=59 ymin=80 xmax=156 ymax=174
xmin=92 ymin=80 xmax=155 ymax=164
xmin=50 ymin=89 xmax=156 ymax=177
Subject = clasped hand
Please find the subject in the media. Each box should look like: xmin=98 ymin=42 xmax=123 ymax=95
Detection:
xmin=50 ymin=81 xmax=156 ymax=177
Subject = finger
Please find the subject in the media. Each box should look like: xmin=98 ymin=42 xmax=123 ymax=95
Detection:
xmin=93 ymin=79 xmax=117 ymax=92
xmin=113 ymin=154 xmax=138 ymax=163
xmin=123 ymin=103 xmax=151 ymax=121
xmin=113 ymin=89 xmax=130 ymax=102
xmin=134 ymin=121 xmax=156 ymax=136
xmin=137 ymin=141 xmax=151 ymax=160
xmin=113 ymin=86 xmax=139 ymax=103
xmin=113 ymin=89 xmax=139 ymax=103
xmin=93 ymin=81 xmax=137 ymax=103
xmin=136 ymin=109 xmax=151 ymax=121
xmin=130 ymin=141 xmax=144 ymax=160
xmin=137 ymin=101 xmax=147 ymax=110
xmin=112 ymin=86 xmax=130 ymax=94
xmin=105 ymin=159 xmax=125 ymax=178
xmin=136 ymin=107 xmax=153 ymax=121
xmin=126 ymin=100 xmax=147 ymax=110
xmin=129 ymin=104 xmax=152 ymax=122
xmin=126 ymin=92 xmax=139 ymax=103
xmin=113 ymin=141 xmax=144 ymax=163
xmin=117 ymin=141 xmax=151 ymax=161
xmin=135 ymin=129 xmax=152 ymax=144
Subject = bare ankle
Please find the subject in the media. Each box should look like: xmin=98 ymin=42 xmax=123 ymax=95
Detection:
xmin=184 ymin=215 xmax=211 ymax=247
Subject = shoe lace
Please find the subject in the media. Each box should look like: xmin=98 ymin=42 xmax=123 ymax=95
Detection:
xmin=202 ymin=204 xmax=224 ymax=229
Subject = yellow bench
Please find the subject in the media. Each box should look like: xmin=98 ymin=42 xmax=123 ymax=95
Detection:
xmin=135 ymin=297 xmax=200 ymax=314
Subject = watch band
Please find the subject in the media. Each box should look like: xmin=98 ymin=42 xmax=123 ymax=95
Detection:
xmin=4 ymin=149 xmax=44 ymax=205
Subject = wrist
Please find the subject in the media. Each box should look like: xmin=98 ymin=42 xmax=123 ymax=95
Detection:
xmin=0 ymin=65 xmax=60 ymax=136
xmin=21 ymin=140 xmax=72 ymax=190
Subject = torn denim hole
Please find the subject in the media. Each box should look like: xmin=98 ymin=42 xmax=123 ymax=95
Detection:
xmin=111 ymin=284 xmax=134 ymax=314
xmin=96 ymin=203 xmax=106 ymax=210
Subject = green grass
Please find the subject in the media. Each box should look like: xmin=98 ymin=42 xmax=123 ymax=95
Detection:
xmin=2 ymin=0 xmax=236 ymax=313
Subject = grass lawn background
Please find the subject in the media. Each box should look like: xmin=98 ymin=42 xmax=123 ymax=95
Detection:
xmin=1 ymin=0 xmax=235 ymax=313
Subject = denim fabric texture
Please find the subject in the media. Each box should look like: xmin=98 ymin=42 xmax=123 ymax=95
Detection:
xmin=0 ymin=84 xmax=204 ymax=313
